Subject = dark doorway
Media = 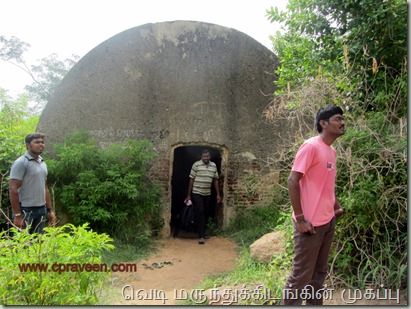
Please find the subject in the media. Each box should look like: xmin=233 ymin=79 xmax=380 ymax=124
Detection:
xmin=171 ymin=146 xmax=222 ymax=236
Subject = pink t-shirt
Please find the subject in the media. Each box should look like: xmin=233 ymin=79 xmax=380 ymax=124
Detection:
xmin=292 ymin=136 xmax=336 ymax=226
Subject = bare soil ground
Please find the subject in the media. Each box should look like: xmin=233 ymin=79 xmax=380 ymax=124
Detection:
xmin=101 ymin=233 xmax=239 ymax=305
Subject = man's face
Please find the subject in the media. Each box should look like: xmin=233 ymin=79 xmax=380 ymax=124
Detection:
xmin=325 ymin=114 xmax=346 ymax=136
xmin=27 ymin=138 xmax=45 ymax=155
xmin=201 ymin=153 xmax=210 ymax=165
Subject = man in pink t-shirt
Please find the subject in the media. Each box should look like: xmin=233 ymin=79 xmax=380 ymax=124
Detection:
xmin=282 ymin=106 xmax=346 ymax=305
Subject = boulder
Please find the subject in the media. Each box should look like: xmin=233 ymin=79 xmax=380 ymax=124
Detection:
xmin=250 ymin=230 xmax=286 ymax=263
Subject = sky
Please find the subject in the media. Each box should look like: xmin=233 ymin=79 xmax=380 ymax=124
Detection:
xmin=0 ymin=0 xmax=287 ymax=99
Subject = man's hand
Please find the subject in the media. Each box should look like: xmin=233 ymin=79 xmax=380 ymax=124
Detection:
xmin=334 ymin=207 xmax=344 ymax=218
xmin=13 ymin=216 xmax=24 ymax=230
xmin=296 ymin=220 xmax=316 ymax=234
xmin=48 ymin=211 xmax=58 ymax=226
xmin=216 ymin=195 xmax=221 ymax=204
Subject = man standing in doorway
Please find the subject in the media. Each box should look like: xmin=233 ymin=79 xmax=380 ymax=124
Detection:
xmin=185 ymin=149 xmax=221 ymax=244
xmin=282 ymin=106 xmax=346 ymax=305
xmin=9 ymin=133 xmax=57 ymax=234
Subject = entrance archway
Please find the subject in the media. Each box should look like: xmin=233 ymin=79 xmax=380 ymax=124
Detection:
xmin=170 ymin=144 xmax=225 ymax=236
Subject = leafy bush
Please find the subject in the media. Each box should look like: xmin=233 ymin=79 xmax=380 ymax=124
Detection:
xmin=0 ymin=224 xmax=114 ymax=305
xmin=330 ymin=111 xmax=407 ymax=289
xmin=47 ymin=131 xmax=163 ymax=246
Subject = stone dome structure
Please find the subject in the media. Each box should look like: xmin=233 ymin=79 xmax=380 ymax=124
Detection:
xmin=38 ymin=20 xmax=281 ymax=236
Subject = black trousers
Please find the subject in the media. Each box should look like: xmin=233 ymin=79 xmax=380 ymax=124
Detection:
xmin=19 ymin=206 xmax=47 ymax=234
xmin=192 ymin=193 xmax=211 ymax=238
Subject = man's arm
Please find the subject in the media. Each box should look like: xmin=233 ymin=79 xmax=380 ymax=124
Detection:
xmin=185 ymin=178 xmax=194 ymax=202
xmin=45 ymin=183 xmax=57 ymax=225
xmin=9 ymin=179 xmax=23 ymax=229
xmin=45 ymin=183 xmax=52 ymax=209
xmin=288 ymin=171 xmax=315 ymax=234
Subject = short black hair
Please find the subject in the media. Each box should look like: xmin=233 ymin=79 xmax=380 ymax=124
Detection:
xmin=25 ymin=133 xmax=45 ymax=144
xmin=316 ymin=106 xmax=344 ymax=133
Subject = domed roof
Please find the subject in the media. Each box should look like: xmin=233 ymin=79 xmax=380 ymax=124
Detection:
xmin=38 ymin=20 xmax=279 ymax=155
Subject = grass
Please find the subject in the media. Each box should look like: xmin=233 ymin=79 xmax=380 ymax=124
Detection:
xmin=222 ymin=202 xmax=285 ymax=248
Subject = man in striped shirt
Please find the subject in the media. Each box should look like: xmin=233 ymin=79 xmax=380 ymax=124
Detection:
xmin=185 ymin=149 xmax=221 ymax=244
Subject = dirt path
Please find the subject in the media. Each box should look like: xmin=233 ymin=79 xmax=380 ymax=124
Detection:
xmin=102 ymin=235 xmax=239 ymax=305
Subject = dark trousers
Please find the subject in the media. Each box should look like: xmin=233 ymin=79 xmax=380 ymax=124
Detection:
xmin=192 ymin=193 xmax=210 ymax=239
xmin=20 ymin=206 xmax=47 ymax=234
xmin=282 ymin=217 xmax=336 ymax=305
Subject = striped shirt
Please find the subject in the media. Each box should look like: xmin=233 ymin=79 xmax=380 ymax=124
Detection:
xmin=189 ymin=160 xmax=219 ymax=196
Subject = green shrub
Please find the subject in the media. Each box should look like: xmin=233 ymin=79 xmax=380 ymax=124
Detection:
xmin=47 ymin=131 xmax=163 ymax=246
xmin=330 ymin=111 xmax=407 ymax=289
xmin=0 ymin=224 xmax=114 ymax=305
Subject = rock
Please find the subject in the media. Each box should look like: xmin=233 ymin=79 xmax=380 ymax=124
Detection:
xmin=250 ymin=230 xmax=286 ymax=263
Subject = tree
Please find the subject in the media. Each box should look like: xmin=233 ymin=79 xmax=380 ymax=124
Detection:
xmin=0 ymin=89 xmax=38 ymax=169
xmin=0 ymin=36 xmax=79 ymax=114
xmin=24 ymin=53 xmax=79 ymax=114
xmin=0 ymin=89 xmax=39 ymax=229
xmin=266 ymin=0 xmax=407 ymax=114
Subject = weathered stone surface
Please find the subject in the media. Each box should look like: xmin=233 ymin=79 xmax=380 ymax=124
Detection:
xmin=38 ymin=21 xmax=279 ymax=153
xmin=250 ymin=230 xmax=286 ymax=263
